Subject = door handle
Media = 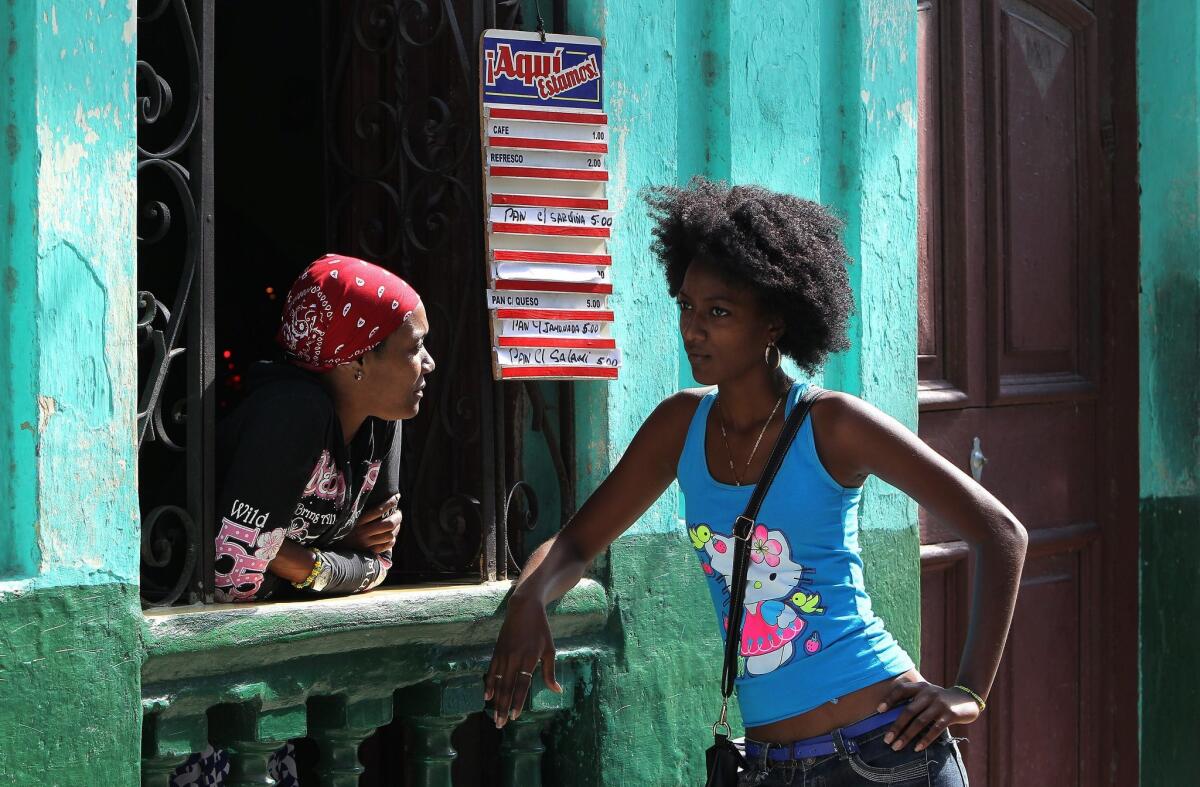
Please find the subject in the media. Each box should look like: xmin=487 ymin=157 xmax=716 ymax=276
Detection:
xmin=970 ymin=436 xmax=988 ymax=482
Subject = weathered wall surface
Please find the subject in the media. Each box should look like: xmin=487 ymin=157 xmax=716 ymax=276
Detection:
xmin=0 ymin=1 xmax=920 ymax=783
xmin=1137 ymin=4 xmax=1200 ymax=785
xmin=0 ymin=1 xmax=142 ymax=783
xmin=552 ymin=2 xmax=918 ymax=784
xmin=817 ymin=0 xmax=920 ymax=654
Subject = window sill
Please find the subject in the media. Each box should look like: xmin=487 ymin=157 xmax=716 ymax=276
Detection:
xmin=142 ymin=578 xmax=608 ymax=681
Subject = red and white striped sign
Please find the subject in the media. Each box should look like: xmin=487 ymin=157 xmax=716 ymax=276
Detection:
xmin=494 ymin=346 xmax=621 ymax=368
xmin=493 ymin=249 xmax=611 ymax=266
xmin=486 ymin=106 xmax=609 ymax=125
xmin=497 ymin=336 xmax=617 ymax=350
xmin=488 ymin=136 xmax=607 ymax=154
xmin=487 ymin=117 xmax=608 ymax=144
xmin=498 ymin=366 xmax=619 ymax=380
xmin=491 ymin=279 xmax=613 ymax=295
xmin=488 ymin=205 xmax=613 ymax=228
xmin=481 ymin=30 xmax=617 ymax=380
xmin=491 ymin=193 xmax=609 ymax=210
xmin=486 ymin=289 xmax=608 ymax=310
xmin=493 ymin=316 xmax=611 ymax=338
xmin=489 ymin=166 xmax=609 ymax=182
xmin=491 ymin=261 xmax=610 ymax=286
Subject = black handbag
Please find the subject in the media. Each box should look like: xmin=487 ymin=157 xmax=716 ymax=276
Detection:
xmin=704 ymin=386 xmax=822 ymax=787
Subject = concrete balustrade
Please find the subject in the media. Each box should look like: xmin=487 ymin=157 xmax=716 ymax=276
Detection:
xmin=138 ymin=581 xmax=606 ymax=784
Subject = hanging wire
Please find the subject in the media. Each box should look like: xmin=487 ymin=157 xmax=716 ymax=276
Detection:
xmin=532 ymin=0 xmax=547 ymax=41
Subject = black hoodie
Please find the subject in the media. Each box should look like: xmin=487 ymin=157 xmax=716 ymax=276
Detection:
xmin=213 ymin=361 xmax=400 ymax=601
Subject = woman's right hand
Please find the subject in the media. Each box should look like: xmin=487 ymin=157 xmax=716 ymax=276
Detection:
xmin=478 ymin=394 xmax=695 ymax=728
xmin=484 ymin=594 xmax=562 ymax=728
xmin=343 ymin=494 xmax=402 ymax=554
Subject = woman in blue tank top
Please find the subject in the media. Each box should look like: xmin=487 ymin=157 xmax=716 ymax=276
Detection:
xmin=485 ymin=178 xmax=1027 ymax=786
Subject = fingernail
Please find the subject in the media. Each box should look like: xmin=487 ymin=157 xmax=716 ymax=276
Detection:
xmin=892 ymin=741 xmax=903 ymax=751
xmin=509 ymin=709 xmax=518 ymax=720
xmin=915 ymin=744 xmax=925 ymax=752
xmin=877 ymin=703 xmax=887 ymax=713
xmin=883 ymin=733 xmax=894 ymax=744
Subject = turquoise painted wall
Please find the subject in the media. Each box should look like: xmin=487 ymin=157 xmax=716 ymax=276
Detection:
xmin=0 ymin=1 xmax=142 ymax=782
xmin=0 ymin=2 xmax=919 ymax=783
xmin=553 ymin=2 xmax=919 ymax=784
xmin=1 ymin=0 xmax=40 ymax=578
xmin=1137 ymin=3 xmax=1200 ymax=785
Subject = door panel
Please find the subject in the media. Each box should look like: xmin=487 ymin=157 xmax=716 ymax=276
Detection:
xmin=917 ymin=402 xmax=1096 ymax=544
xmin=996 ymin=550 xmax=1085 ymax=786
xmin=917 ymin=0 xmax=947 ymax=387
xmin=916 ymin=1 xmax=1133 ymax=785
xmin=990 ymin=0 xmax=1099 ymax=398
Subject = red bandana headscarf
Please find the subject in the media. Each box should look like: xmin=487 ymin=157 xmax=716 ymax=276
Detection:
xmin=277 ymin=253 xmax=422 ymax=372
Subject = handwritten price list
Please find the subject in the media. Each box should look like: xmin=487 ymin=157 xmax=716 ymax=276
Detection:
xmin=480 ymin=30 xmax=619 ymax=380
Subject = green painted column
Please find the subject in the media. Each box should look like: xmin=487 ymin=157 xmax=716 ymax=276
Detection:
xmin=1137 ymin=2 xmax=1200 ymax=785
xmin=403 ymin=716 xmax=464 ymax=787
xmin=141 ymin=707 xmax=209 ymax=787
xmin=141 ymin=708 xmax=203 ymax=787
xmin=396 ymin=681 xmax=479 ymax=787
xmin=500 ymin=709 xmax=554 ymax=787
xmin=555 ymin=1 xmax=919 ymax=785
xmin=814 ymin=0 xmax=921 ymax=654
xmin=209 ymin=700 xmax=307 ymax=787
xmin=0 ymin=1 xmax=142 ymax=782
xmin=309 ymin=695 xmax=395 ymax=787
xmin=225 ymin=740 xmax=285 ymax=787
xmin=500 ymin=669 xmax=578 ymax=786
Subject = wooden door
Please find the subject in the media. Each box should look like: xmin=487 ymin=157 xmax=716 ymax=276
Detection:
xmin=916 ymin=1 xmax=1139 ymax=785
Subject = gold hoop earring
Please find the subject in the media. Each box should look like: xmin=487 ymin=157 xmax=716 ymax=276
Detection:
xmin=354 ymin=369 xmax=364 ymax=381
xmin=764 ymin=343 xmax=781 ymax=370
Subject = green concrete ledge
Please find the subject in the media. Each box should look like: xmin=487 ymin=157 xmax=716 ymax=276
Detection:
xmin=142 ymin=579 xmax=609 ymax=683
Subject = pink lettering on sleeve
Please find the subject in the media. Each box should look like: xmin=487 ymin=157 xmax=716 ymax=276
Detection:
xmin=214 ymin=518 xmax=277 ymax=601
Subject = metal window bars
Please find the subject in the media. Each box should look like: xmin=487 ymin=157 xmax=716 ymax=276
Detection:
xmin=137 ymin=0 xmax=575 ymax=607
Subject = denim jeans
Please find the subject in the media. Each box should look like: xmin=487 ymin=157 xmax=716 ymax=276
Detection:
xmin=738 ymin=727 xmax=969 ymax=786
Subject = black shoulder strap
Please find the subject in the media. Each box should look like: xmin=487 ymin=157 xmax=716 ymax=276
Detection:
xmin=719 ymin=385 xmax=823 ymax=700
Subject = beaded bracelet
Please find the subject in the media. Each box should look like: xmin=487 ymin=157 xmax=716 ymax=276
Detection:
xmin=293 ymin=550 xmax=325 ymax=590
xmin=953 ymin=684 xmax=987 ymax=711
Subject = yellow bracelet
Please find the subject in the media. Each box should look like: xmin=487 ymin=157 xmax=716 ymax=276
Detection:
xmin=293 ymin=550 xmax=324 ymax=590
xmin=953 ymin=684 xmax=986 ymax=711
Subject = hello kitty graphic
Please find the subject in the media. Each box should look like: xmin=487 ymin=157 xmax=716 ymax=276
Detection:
xmin=690 ymin=522 xmax=825 ymax=676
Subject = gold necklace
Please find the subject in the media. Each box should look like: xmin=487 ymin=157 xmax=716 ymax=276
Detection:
xmin=715 ymin=390 xmax=787 ymax=486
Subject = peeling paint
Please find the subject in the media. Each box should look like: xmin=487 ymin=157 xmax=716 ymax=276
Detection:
xmin=36 ymin=395 xmax=56 ymax=428
xmin=121 ymin=0 xmax=134 ymax=44
xmin=0 ymin=0 xmax=140 ymax=776
xmin=74 ymin=102 xmax=99 ymax=144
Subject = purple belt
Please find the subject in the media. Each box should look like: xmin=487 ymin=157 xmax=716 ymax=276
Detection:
xmin=743 ymin=705 xmax=905 ymax=763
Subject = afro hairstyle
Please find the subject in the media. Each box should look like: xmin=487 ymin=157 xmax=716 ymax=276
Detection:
xmin=644 ymin=176 xmax=855 ymax=373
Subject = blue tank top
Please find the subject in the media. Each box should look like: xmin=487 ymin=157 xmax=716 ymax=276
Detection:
xmin=678 ymin=382 xmax=914 ymax=727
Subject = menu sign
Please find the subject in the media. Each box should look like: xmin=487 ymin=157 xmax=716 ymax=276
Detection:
xmin=480 ymin=29 xmax=619 ymax=381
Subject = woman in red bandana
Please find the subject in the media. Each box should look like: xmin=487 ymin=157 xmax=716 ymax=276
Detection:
xmin=211 ymin=253 xmax=434 ymax=602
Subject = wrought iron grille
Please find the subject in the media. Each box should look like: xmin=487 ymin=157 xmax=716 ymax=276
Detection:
xmin=137 ymin=0 xmax=575 ymax=606
xmin=320 ymin=0 xmax=575 ymax=582
xmin=136 ymin=0 xmax=215 ymax=607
